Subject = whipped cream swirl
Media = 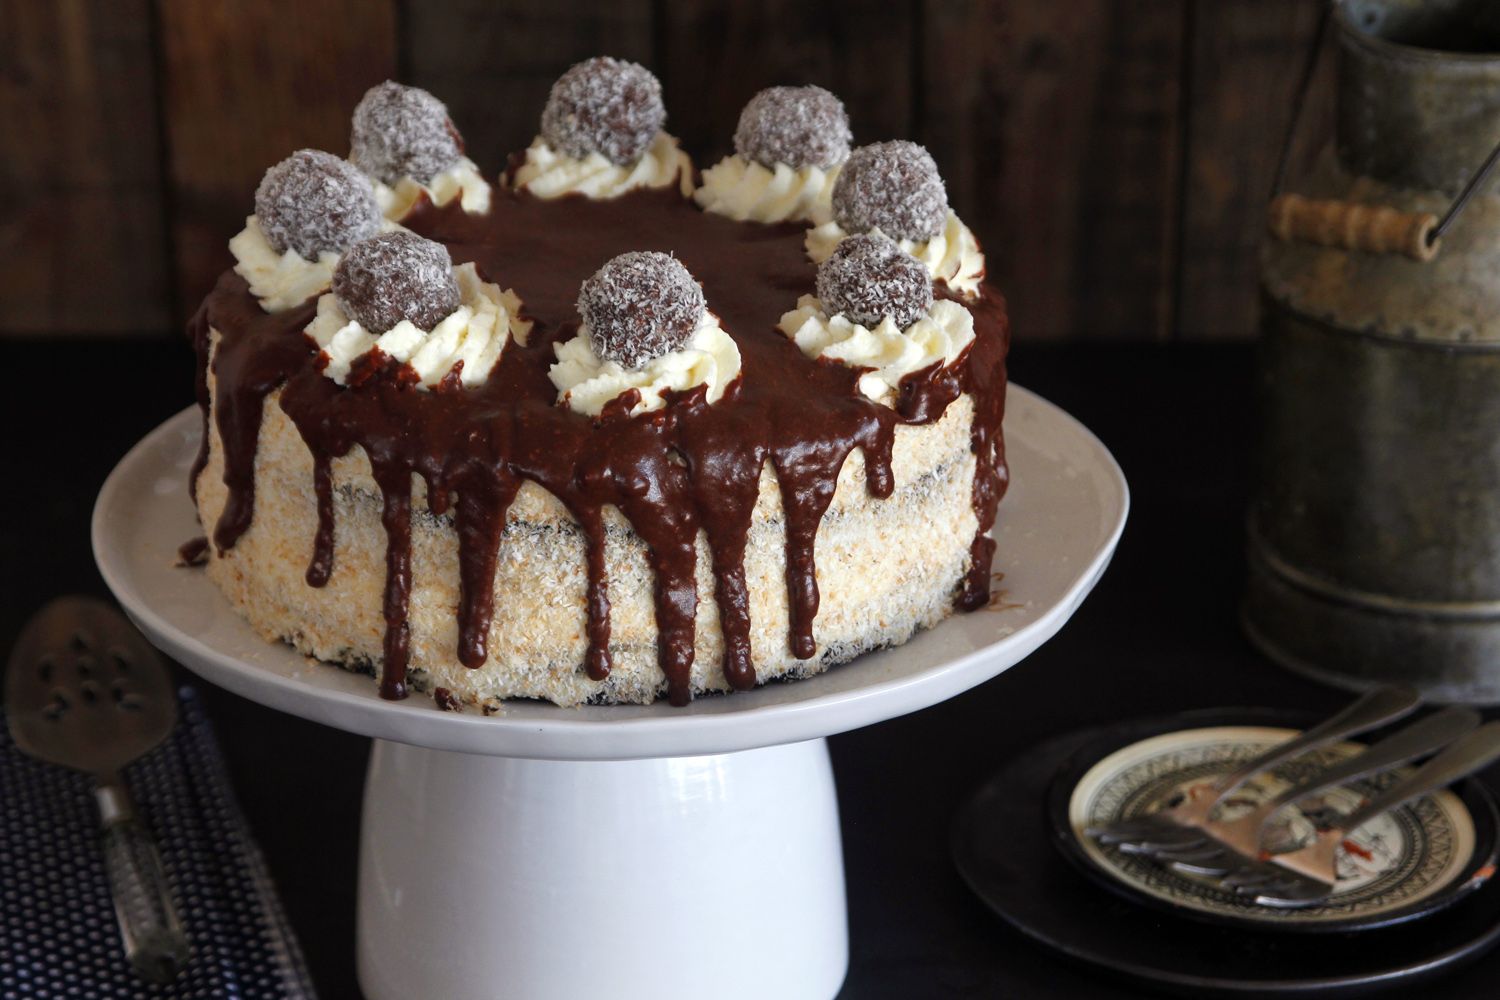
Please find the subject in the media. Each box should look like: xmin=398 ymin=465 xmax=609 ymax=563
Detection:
xmin=308 ymin=263 xmax=529 ymax=389
xmin=513 ymin=131 xmax=694 ymax=200
xmin=777 ymin=294 xmax=974 ymax=405
xmin=550 ymin=312 xmax=740 ymax=417
xmin=806 ymin=211 xmax=985 ymax=297
xmin=694 ymin=155 xmax=840 ymax=225
xmin=230 ymin=215 xmax=396 ymax=314
xmin=373 ymin=156 xmax=492 ymax=220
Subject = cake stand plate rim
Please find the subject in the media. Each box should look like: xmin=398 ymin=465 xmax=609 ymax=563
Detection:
xmin=92 ymin=384 xmax=1127 ymax=760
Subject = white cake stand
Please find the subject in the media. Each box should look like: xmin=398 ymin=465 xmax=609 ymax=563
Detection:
xmin=93 ymin=386 xmax=1126 ymax=1000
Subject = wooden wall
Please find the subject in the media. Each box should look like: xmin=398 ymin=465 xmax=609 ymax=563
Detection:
xmin=0 ymin=0 xmax=1324 ymax=341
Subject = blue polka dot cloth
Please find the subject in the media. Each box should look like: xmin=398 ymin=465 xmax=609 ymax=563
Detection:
xmin=1 ymin=687 xmax=316 ymax=999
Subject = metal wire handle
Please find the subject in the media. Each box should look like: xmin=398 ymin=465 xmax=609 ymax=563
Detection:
xmin=1269 ymin=0 xmax=1500 ymax=258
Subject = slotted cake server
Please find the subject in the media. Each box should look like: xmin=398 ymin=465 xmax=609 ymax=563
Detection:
xmin=5 ymin=596 xmax=190 ymax=984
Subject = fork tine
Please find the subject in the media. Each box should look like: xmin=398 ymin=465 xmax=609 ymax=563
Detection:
xmin=1087 ymin=816 xmax=1187 ymax=842
xmin=1116 ymin=845 xmax=1170 ymax=863
xmin=1088 ymin=824 xmax=1159 ymax=843
xmin=1224 ymin=870 xmax=1281 ymax=891
xmin=1170 ymin=856 xmax=1240 ymax=877
xmin=1119 ymin=838 xmax=1213 ymax=860
xmin=1094 ymin=824 xmax=1208 ymax=851
xmin=1165 ymin=855 xmax=1237 ymax=874
xmin=1230 ymin=866 xmax=1332 ymax=902
xmin=1088 ymin=825 xmax=1157 ymax=844
xmin=1252 ymin=882 xmax=1332 ymax=907
xmin=1116 ymin=833 xmax=1209 ymax=853
xmin=1149 ymin=839 xmax=1225 ymax=861
xmin=1220 ymin=867 xmax=1278 ymax=889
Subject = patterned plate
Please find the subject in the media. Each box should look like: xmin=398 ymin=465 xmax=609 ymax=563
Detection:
xmin=1050 ymin=721 xmax=1500 ymax=933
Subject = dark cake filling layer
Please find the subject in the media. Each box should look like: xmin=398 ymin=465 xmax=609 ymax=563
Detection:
xmin=190 ymin=185 xmax=1009 ymax=706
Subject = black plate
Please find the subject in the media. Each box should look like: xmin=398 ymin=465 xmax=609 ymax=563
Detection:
xmin=1046 ymin=710 xmax=1500 ymax=934
xmin=951 ymin=713 xmax=1500 ymax=998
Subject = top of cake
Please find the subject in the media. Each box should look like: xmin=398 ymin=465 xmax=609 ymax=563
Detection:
xmin=196 ymin=63 xmax=1008 ymax=707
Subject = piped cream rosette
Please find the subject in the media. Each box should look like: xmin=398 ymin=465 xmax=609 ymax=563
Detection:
xmin=805 ymin=212 xmax=985 ymax=298
xmin=373 ymin=156 xmax=492 ymax=220
xmin=550 ymin=311 xmax=740 ymax=418
xmin=777 ymin=294 xmax=974 ymax=405
xmin=307 ymin=263 xmax=530 ymax=389
xmin=230 ymin=215 xmax=401 ymax=314
xmin=512 ymin=132 xmax=694 ymax=200
xmin=694 ymin=156 xmax=841 ymax=225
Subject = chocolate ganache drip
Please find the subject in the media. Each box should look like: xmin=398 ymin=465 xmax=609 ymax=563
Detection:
xmin=192 ymin=185 xmax=1009 ymax=706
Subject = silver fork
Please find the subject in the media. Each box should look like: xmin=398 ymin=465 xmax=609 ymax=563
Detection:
xmin=1144 ymin=706 xmax=1479 ymax=876
xmin=1224 ymin=720 xmax=1500 ymax=907
xmin=1087 ymin=686 xmax=1419 ymax=850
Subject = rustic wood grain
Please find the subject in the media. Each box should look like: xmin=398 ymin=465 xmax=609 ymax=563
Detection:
xmin=923 ymin=0 xmax=1188 ymax=341
xmin=405 ymin=0 xmax=654 ymax=176
xmin=11 ymin=0 xmax=1321 ymax=342
xmin=0 ymin=0 xmax=169 ymax=334
xmin=1177 ymin=0 xmax=1324 ymax=340
xmin=918 ymin=0 xmax=1001 ymax=302
xmin=656 ymin=1 xmax=913 ymax=163
xmin=156 ymin=0 xmax=397 ymax=322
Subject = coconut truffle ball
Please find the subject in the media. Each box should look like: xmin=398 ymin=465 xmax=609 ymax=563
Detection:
xmin=540 ymin=57 xmax=666 ymax=166
xmin=831 ymin=141 xmax=948 ymax=242
xmin=333 ymin=231 xmax=460 ymax=333
xmin=350 ymin=81 xmax=463 ymax=185
xmin=253 ymin=150 xmax=381 ymax=259
xmin=578 ymin=251 xmax=705 ymax=369
xmin=816 ymin=233 xmax=933 ymax=330
xmin=733 ymin=85 xmax=852 ymax=171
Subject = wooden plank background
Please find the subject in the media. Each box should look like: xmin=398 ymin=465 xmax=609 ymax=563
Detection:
xmin=0 ymin=0 xmax=1325 ymax=341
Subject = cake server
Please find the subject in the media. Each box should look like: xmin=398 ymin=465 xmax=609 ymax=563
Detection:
xmin=1088 ymin=685 xmax=1420 ymax=850
xmin=1223 ymin=721 xmax=1500 ymax=907
xmin=5 ymin=596 xmax=190 ymax=984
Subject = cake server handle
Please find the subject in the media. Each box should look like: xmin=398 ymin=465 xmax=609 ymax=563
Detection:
xmin=96 ymin=774 xmax=190 ymax=984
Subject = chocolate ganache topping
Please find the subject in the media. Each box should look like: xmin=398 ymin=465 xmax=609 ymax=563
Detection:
xmin=191 ymin=156 xmax=1008 ymax=708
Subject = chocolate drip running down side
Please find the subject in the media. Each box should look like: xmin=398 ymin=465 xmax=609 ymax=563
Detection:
xmin=187 ymin=304 xmax=212 ymax=505
xmin=177 ymin=536 xmax=209 ymax=567
xmin=193 ymin=186 xmax=1009 ymax=706
xmin=306 ymin=452 xmax=336 ymax=588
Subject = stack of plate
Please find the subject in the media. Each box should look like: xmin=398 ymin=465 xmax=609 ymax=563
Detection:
xmin=952 ymin=710 xmax=1500 ymax=997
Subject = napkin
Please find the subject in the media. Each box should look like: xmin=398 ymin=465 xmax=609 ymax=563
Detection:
xmin=0 ymin=686 xmax=316 ymax=998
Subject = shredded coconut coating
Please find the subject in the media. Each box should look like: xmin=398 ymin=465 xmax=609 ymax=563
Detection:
xmin=832 ymin=141 xmax=948 ymax=242
xmin=816 ymin=233 xmax=933 ymax=330
xmin=733 ymin=85 xmax=852 ymax=170
xmin=540 ymin=57 xmax=665 ymax=167
xmin=577 ymin=251 xmax=706 ymax=369
xmin=333 ymin=231 xmax=460 ymax=333
xmin=253 ymin=149 xmax=380 ymax=259
xmin=350 ymin=81 xmax=463 ymax=185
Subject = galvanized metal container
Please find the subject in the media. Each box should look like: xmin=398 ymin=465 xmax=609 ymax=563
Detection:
xmin=1246 ymin=0 xmax=1500 ymax=702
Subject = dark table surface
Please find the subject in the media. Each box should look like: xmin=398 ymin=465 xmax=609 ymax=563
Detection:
xmin=6 ymin=335 xmax=1499 ymax=999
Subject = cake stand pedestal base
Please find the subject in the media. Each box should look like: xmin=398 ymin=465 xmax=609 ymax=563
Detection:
xmin=355 ymin=736 xmax=849 ymax=1000
xmin=96 ymin=394 xmax=1128 ymax=999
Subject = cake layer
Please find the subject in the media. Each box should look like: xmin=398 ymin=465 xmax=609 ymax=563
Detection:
xmin=194 ymin=334 xmax=979 ymax=706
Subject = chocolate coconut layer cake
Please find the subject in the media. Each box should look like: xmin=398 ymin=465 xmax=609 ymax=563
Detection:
xmin=188 ymin=62 xmax=1010 ymax=709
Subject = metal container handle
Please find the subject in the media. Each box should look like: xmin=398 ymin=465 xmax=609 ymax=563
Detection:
xmin=1268 ymin=194 xmax=1437 ymax=261
xmin=1266 ymin=0 xmax=1500 ymax=262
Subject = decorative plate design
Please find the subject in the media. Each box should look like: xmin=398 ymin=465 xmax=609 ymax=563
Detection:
xmin=1062 ymin=725 xmax=1494 ymax=930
